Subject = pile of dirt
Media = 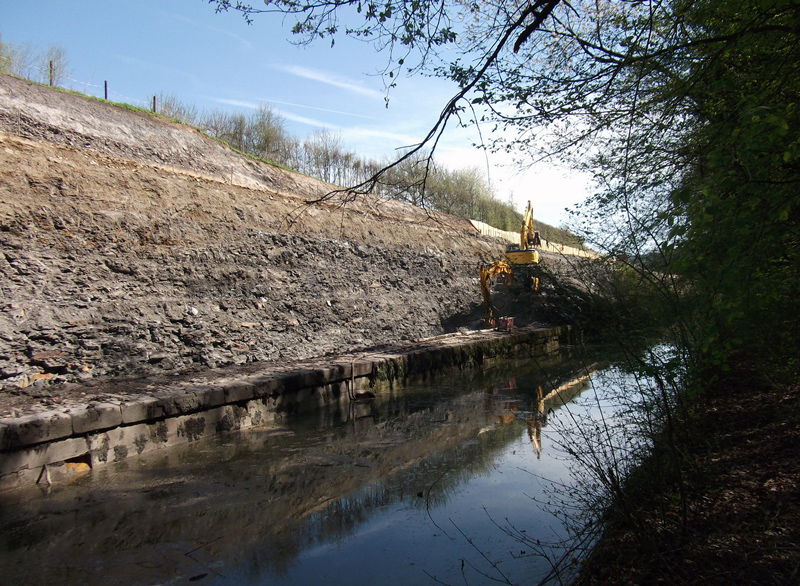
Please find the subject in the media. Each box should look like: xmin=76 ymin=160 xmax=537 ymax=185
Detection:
xmin=0 ymin=74 xmax=573 ymax=417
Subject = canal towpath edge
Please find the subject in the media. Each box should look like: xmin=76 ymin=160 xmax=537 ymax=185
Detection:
xmin=0 ymin=324 xmax=575 ymax=491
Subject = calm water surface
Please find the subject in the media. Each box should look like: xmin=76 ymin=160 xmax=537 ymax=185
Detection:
xmin=0 ymin=349 xmax=632 ymax=586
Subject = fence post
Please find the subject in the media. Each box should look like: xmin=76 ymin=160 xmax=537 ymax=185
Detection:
xmin=152 ymin=95 xmax=157 ymax=113
xmin=104 ymin=81 xmax=108 ymax=100
xmin=49 ymin=61 xmax=54 ymax=86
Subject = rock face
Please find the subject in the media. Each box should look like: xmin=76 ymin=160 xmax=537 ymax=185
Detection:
xmin=0 ymin=74 xmax=509 ymax=415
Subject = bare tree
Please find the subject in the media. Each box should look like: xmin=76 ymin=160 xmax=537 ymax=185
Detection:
xmin=301 ymin=128 xmax=346 ymax=184
xmin=244 ymin=104 xmax=291 ymax=163
xmin=42 ymin=44 xmax=70 ymax=86
xmin=8 ymin=40 xmax=38 ymax=80
xmin=157 ymin=92 xmax=200 ymax=125
xmin=0 ymin=34 xmax=12 ymax=75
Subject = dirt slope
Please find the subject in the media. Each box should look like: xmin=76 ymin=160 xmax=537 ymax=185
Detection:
xmin=0 ymin=74 xmax=521 ymax=414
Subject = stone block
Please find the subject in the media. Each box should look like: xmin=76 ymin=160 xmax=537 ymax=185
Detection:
xmin=87 ymin=423 xmax=151 ymax=463
xmin=200 ymin=406 xmax=228 ymax=433
xmin=0 ymin=411 xmax=73 ymax=450
xmin=176 ymin=415 xmax=207 ymax=442
xmin=193 ymin=385 xmax=226 ymax=409
xmin=222 ymin=380 xmax=254 ymax=403
xmin=70 ymin=403 xmax=122 ymax=434
xmin=214 ymin=404 xmax=250 ymax=433
xmin=153 ymin=391 xmax=200 ymax=416
xmin=116 ymin=422 xmax=153 ymax=456
xmin=282 ymin=369 xmax=325 ymax=392
xmin=120 ymin=397 xmax=163 ymax=424
xmin=34 ymin=437 xmax=90 ymax=469
xmin=162 ymin=417 xmax=186 ymax=448
xmin=352 ymin=360 xmax=375 ymax=377
xmin=245 ymin=400 xmax=275 ymax=427
xmin=87 ymin=433 xmax=112 ymax=465
xmin=0 ymin=448 xmax=30 ymax=476
xmin=0 ymin=471 xmax=21 ymax=492
xmin=0 ymin=436 xmax=88 ymax=479
xmin=147 ymin=420 xmax=170 ymax=447
xmin=248 ymin=375 xmax=282 ymax=398
xmin=317 ymin=364 xmax=350 ymax=387
xmin=17 ymin=467 xmax=40 ymax=486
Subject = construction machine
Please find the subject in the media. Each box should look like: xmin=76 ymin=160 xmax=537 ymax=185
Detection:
xmin=479 ymin=200 xmax=542 ymax=328
xmin=505 ymin=200 xmax=541 ymax=265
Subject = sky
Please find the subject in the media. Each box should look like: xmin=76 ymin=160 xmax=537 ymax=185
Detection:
xmin=1 ymin=0 xmax=592 ymax=227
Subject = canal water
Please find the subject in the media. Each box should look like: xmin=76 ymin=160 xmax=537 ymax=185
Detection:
xmin=0 ymin=348 xmax=644 ymax=586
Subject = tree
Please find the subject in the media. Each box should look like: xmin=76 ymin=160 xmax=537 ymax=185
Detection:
xmin=157 ymin=92 xmax=200 ymax=125
xmin=0 ymin=35 xmax=71 ymax=86
xmin=42 ymin=44 xmax=70 ymax=86
xmin=0 ymin=34 xmax=11 ymax=75
xmin=301 ymin=128 xmax=347 ymax=183
xmin=6 ymin=40 xmax=39 ymax=80
xmin=244 ymin=104 xmax=293 ymax=163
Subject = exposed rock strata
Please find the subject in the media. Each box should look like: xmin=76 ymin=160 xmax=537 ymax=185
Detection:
xmin=0 ymin=74 xmax=518 ymax=416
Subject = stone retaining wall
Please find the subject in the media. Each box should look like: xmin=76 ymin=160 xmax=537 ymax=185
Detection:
xmin=0 ymin=325 xmax=574 ymax=491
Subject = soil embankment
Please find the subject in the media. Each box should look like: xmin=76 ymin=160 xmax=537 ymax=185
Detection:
xmin=0 ymin=74 xmax=560 ymax=418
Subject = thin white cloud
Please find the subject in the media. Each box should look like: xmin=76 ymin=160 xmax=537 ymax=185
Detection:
xmin=281 ymin=111 xmax=330 ymax=128
xmin=165 ymin=12 xmax=254 ymax=52
xmin=114 ymin=55 xmax=198 ymax=85
xmin=276 ymin=65 xmax=384 ymax=99
xmin=209 ymin=97 xmax=330 ymax=128
xmin=211 ymin=97 xmax=260 ymax=109
xmin=209 ymin=96 xmax=388 ymax=127
xmin=262 ymin=99 xmax=384 ymax=121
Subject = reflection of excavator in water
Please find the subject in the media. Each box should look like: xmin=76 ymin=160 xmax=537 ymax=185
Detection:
xmin=479 ymin=200 xmax=542 ymax=328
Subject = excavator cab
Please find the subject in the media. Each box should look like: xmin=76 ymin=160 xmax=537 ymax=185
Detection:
xmin=505 ymin=200 xmax=541 ymax=265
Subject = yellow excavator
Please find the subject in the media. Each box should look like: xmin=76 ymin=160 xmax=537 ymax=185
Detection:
xmin=479 ymin=200 xmax=541 ymax=328
xmin=505 ymin=199 xmax=541 ymax=264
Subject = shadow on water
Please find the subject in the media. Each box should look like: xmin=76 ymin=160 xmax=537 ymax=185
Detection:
xmin=0 ymin=347 xmax=617 ymax=586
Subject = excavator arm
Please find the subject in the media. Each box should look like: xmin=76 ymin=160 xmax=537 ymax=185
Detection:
xmin=520 ymin=200 xmax=541 ymax=250
xmin=479 ymin=260 xmax=513 ymax=326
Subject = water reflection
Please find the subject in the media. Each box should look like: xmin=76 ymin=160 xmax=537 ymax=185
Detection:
xmin=0 ymin=350 xmax=606 ymax=586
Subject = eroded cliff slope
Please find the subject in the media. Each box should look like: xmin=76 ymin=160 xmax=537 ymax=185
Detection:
xmin=0 ymin=74 xmax=512 ymax=412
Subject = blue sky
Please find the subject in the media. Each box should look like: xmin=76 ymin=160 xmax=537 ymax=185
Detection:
xmin=2 ymin=0 xmax=590 ymax=226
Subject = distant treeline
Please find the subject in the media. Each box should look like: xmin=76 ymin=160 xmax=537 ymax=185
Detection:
xmin=159 ymin=94 xmax=583 ymax=247
xmin=0 ymin=32 xmax=583 ymax=246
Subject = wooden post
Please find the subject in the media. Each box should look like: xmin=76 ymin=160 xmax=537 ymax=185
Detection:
xmin=152 ymin=95 xmax=157 ymax=112
xmin=104 ymin=81 xmax=108 ymax=100
xmin=49 ymin=60 xmax=54 ymax=86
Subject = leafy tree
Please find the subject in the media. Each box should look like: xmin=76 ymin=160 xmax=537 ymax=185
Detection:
xmin=245 ymin=104 xmax=294 ymax=162
xmin=666 ymin=0 xmax=800 ymax=378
